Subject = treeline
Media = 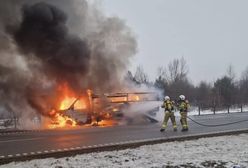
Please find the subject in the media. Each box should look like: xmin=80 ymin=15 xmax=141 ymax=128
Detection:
xmin=125 ymin=57 xmax=248 ymax=108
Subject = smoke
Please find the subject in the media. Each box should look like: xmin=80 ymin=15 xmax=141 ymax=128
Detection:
xmin=15 ymin=2 xmax=90 ymax=78
xmin=0 ymin=0 xmax=137 ymax=127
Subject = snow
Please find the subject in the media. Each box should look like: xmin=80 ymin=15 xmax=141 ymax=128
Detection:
xmin=153 ymin=102 xmax=248 ymax=122
xmin=189 ymin=105 xmax=248 ymax=116
xmin=1 ymin=134 xmax=248 ymax=168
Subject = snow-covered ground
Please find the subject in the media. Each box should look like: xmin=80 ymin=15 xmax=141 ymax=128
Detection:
xmin=1 ymin=134 xmax=248 ymax=168
xmin=152 ymin=102 xmax=248 ymax=122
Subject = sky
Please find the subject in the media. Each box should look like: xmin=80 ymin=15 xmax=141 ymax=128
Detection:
xmin=101 ymin=0 xmax=248 ymax=84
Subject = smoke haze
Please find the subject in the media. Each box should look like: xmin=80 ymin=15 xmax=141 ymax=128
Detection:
xmin=0 ymin=0 xmax=137 ymax=127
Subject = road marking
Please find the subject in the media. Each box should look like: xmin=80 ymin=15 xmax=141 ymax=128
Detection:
xmin=70 ymin=147 xmax=75 ymax=150
xmin=22 ymin=153 xmax=28 ymax=156
xmin=37 ymin=151 xmax=42 ymax=154
xmin=44 ymin=150 xmax=49 ymax=153
xmin=7 ymin=155 xmax=13 ymax=157
xmin=75 ymin=147 xmax=81 ymax=149
xmin=15 ymin=154 xmax=21 ymax=157
xmin=0 ymin=137 xmax=45 ymax=143
xmin=0 ymin=156 xmax=5 ymax=158
xmin=108 ymin=142 xmax=114 ymax=145
xmin=30 ymin=152 xmax=35 ymax=155
xmin=50 ymin=150 xmax=56 ymax=152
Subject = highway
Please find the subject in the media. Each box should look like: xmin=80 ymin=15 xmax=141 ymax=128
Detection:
xmin=0 ymin=112 xmax=248 ymax=164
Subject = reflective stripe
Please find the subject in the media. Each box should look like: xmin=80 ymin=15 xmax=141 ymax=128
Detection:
xmin=162 ymin=124 xmax=167 ymax=128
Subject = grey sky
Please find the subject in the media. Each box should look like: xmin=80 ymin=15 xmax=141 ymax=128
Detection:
xmin=101 ymin=0 xmax=248 ymax=84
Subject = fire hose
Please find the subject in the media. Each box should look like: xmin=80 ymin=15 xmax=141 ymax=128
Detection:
xmin=186 ymin=116 xmax=248 ymax=127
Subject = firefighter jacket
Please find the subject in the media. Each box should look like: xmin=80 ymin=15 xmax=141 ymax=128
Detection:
xmin=178 ymin=100 xmax=190 ymax=112
xmin=161 ymin=100 xmax=173 ymax=112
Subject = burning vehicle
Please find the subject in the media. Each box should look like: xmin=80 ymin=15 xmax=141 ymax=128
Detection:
xmin=45 ymin=84 xmax=159 ymax=129
xmin=0 ymin=1 xmax=153 ymax=129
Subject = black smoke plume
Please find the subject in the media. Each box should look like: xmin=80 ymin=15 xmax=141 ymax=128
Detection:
xmin=15 ymin=2 xmax=90 ymax=83
xmin=0 ymin=0 xmax=137 ymax=128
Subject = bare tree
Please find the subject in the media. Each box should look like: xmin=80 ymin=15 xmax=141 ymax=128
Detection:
xmin=226 ymin=64 xmax=236 ymax=81
xmin=239 ymin=66 xmax=248 ymax=103
xmin=241 ymin=66 xmax=248 ymax=81
xmin=157 ymin=66 xmax=168 ymax=83
xmin=134 ymin=65 xmax=149 ymax=84
xmin=168 ymin=57 xmax=188 ymax=83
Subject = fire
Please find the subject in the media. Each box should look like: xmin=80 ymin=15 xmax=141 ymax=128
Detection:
xmin=129 ymin=95 xmax=140 ymax=101
xmin=48 ymin=113 xmax=77 ymax=129
xmin=96 ymin=119 xmax=117 ymax=127
xmin=57 ymin=83 xmax=87 ymax=110
xmin=48 ymin=83 xmax=87 ymax=129
xmin=59 ymin=97 xmax=86 ymax=110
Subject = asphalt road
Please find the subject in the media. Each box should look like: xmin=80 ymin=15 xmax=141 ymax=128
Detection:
xmin=0 ymin=112 xmax=248 ymax=163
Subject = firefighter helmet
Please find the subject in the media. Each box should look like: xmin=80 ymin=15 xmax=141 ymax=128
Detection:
xmin=164 ymin=96 xmax=170 ymax=101
xmin=179 ymin=95 xmax=185 ymax=100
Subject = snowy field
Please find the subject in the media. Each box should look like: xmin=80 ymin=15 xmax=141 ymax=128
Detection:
xmin=1 ymin=134 xmax=248 ymax=168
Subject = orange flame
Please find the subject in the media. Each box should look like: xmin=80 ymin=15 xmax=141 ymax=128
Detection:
xmin=57 ymin=83 xmax=86 ymax=110
xmin=48 ymin=113 xmax=77 ymax=129
xmin=59 ymin=97 xmax=86 ymax=110
xmin=48 ymin=83 xmax=87 ymax=129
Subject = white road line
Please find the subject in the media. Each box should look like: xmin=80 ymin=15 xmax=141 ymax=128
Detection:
xmin=63 ymin=148 xmax=68 ymax=151
xmin=0 ymin=156 xmax=5 ymax=158
xmin=50 ymin=150 xmax=56 ymax=152
xmin=70 ymin=147 xmax=75 ymax=150
xmin=127 ymin=140 xmax=135 ymax=143
xmin=7 ymin=155 xmax=13 ymax=157
xmin=44 ymin=150 xmax=49 ymax=153
xmin=30 ymin=152 xmax=35 ymax=155
xmin=0 ymin=137 xmax=45 ymax=143
xmin=57 ymin=149 xmax=62 ymax=152
xmin=75 ymin=147 xmax=81 ymax=149
xmin=108 ymin=143 xmax=115 ymax=145
xmin=22 ymin=153 xmax=28 ymax=156
xmin=37 ymin=151 xmax=42 ymax=154
xmin=15 ymin=154 xmax=21 ymax=157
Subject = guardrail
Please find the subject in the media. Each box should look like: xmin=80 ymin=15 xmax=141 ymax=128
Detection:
xmin=195 ymin=104 xmax=248 ymax=115
xmin=0 ymin=118 xmax=18 ymax=130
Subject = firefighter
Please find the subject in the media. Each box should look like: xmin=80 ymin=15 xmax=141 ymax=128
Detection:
xmin=178 ymin=95 xmax=190 ymax=131
xmin=160 ymin=96 xmax=177 ymax=132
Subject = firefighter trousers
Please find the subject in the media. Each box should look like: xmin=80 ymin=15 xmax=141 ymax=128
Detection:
xmin=162 ymin=111 xmax=177 ymax=129
xmin=180 ymin=112 xmax=188 ymax=129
